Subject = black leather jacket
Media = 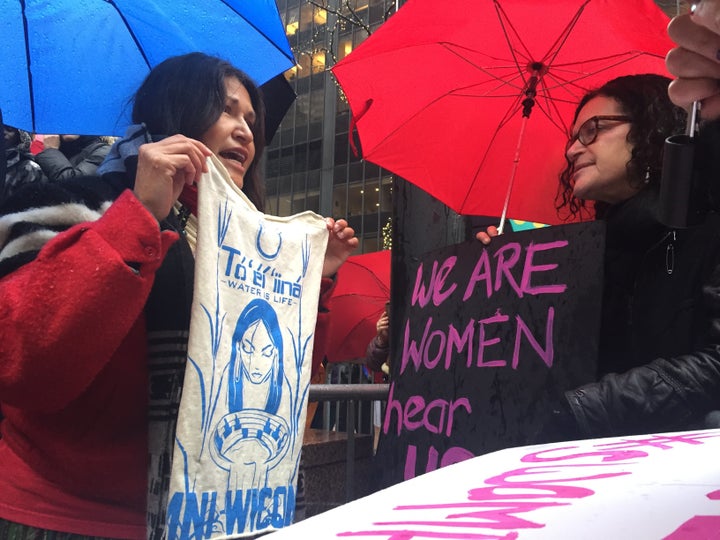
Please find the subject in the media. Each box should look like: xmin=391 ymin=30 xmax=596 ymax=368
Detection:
xmin=35 ymin=136 xmax=110 ymax=182
xmin=564 ymin=189 xmax=720 ymax=438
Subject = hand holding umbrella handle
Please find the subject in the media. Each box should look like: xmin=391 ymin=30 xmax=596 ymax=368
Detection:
xmin=667 ymin=10 xmax=720 ymax=119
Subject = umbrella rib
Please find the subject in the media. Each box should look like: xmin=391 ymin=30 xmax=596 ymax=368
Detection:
xmin=547 ymin=52 xmax=664 ymax=91
xmin=218 ymin=0 xmax=295 ymax=66
xmin=492 ymin=1 xmax=579 ymax=127
xmin=106 ymin=0 xmax=152 ymax=69
xmin=364 ymin=75 xmax=528 ymax=163
xmin=345 ymin=261 xmax=387 ymax=289
xmin=493 ymin=1 xmax=532 ymax=88
xmin=492 ymin=0 xmax=589 ymax=133
xmin=494 ymin=94 xmax=525 ymax=130
xmin=359 ymin=43 xmax=536 ymax=143
xmin=535 ymin=52 xmax=663 ymax=125
xmin=525 ymin=71 xmax=575 ymax=135
xmin=441 ymin=53 xmax=541 ymax=133
xmin=329 ymin=313 xmax=384 ymax=360
xmin=459 ymin=73 xmax=573 ymax=212
xmin=460 ymin=110 xmax=521 ymax=212
xmin=534 ymin=79 xmax=572 ymax=135
xmin=365 ymin=50 xmax=654 ymax=167
xmin=19 ymin=0 xmax=36 ymax=131
xmin=537 ymin=0 xmax=590 ymax=66
xmin=462 ymin=96 xmax=568 ymax=217
xmin=445 ymin=54 xmax=569 ymax=138
xmin=362 ymin=79 xmax=504 ymax=158
xmin=443 ymin=44 xmax=553 ymax=117
xmin=515 ymin=52 xmax=661 ymax=157
xmin=362 ymin=274 xmax=390 ymax=294
xmin=335 ymin=264 xmax=390 ymax=296
xmin=332 ymin=293 xmax=389 ymax=301
xmin=331 ymin=284 xmax=390 ymax=298
xmin=443 ymin=44 xmax=528 ymax=95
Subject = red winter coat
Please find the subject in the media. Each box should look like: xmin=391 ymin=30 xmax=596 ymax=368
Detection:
xmin=0 ymin=185 xmax=335 ymax=538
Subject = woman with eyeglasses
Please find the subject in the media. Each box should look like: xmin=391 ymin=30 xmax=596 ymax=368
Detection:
xmin=479 ymin=73 xmax=720 ymax=441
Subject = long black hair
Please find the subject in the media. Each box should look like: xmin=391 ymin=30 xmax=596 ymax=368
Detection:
xmin=556 ymin=74 xmax=686 ymax=220
xmin=132 ymin=52 xmax=267 ymax=210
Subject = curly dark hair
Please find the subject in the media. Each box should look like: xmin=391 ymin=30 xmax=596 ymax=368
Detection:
xmin=556 ymin=74 xmax=687 ymax=220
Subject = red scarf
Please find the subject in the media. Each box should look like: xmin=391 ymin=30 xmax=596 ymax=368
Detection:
xmin=178 ymin=184 xmax=198 ymax=217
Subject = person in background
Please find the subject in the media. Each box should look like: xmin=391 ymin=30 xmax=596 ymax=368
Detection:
xmin=365 ymin=302 xmax=390 ymax=450
xmin=0 ymin=52 xmax=357 ymax=540
xmin=2 ymin=125 xmax=45 ymax=200
xmin=365 ymin=302 xmax=390 ymax=380
xmin=34 ymin=134 xmax=111 ymax=181
xmin=478 ymin=74 xmax=720 ymax=441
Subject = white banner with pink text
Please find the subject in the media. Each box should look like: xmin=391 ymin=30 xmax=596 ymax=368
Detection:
xmin=271 ymin=429 xmax=720 ymax=539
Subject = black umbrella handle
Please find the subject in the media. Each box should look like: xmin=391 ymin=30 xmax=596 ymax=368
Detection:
xmin=658 ymin=133 xmax=696 ymax=229
xmin=658 ymin=101 xmax=702 ymax=229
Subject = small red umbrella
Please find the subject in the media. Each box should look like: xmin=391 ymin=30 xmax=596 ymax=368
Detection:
xmin=331 ymin=0 xmax=673 ymax=227
xmin=325 ymin=250 xmax=391 ymax=363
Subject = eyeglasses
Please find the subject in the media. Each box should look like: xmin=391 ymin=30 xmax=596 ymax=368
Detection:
xmin=566 ymin=115 xmax=631 ymax=150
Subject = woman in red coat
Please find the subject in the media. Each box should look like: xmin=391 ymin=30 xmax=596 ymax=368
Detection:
xmin=0 ymin=53 xmax=357 ymax=540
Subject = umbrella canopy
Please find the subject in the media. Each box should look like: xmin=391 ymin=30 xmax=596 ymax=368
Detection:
xmin=1 ymin=0 xmax=295 ymax=136
xmin=326 ymin=250 xmax=391 ymax=363
xmin=331 ymin=0 xmax=673 ymax=225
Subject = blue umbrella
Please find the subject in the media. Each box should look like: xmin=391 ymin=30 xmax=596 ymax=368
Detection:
xmin=1 ymin=0 xmax=295 ymax=136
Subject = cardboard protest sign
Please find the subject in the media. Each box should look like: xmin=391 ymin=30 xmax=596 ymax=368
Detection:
xmin=378 ymin=221 xmax=605 ymax=486
xmin=270 ymin=429 xmax=720 ymax=539
xmin=166 ymin=156 xmax=329 ymax=538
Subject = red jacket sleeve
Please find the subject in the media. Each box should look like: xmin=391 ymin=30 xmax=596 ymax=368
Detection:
xmin=0 ymin=190 xmax=178 ymax=411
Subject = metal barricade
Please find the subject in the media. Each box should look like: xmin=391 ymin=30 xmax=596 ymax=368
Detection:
xmin=308 ymin=381 xmax=389 ymax=501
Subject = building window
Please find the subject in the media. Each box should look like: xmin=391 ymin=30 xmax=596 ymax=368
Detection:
xmin=266 ymin=0 xmax=402 ymax=255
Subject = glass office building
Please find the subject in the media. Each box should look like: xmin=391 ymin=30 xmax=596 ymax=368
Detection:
xmin=265 ymin=0 xmax=399 ymax=254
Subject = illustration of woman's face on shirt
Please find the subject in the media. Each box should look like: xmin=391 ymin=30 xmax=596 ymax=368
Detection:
xmin=239 ymin=321 xmax=276 ymax=384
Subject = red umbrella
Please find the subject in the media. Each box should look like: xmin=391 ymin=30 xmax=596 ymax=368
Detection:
xmin=325 ymin=250 xmax=391 ymax=363
xmin=331 ymin=0 xmax=673 ymax=227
